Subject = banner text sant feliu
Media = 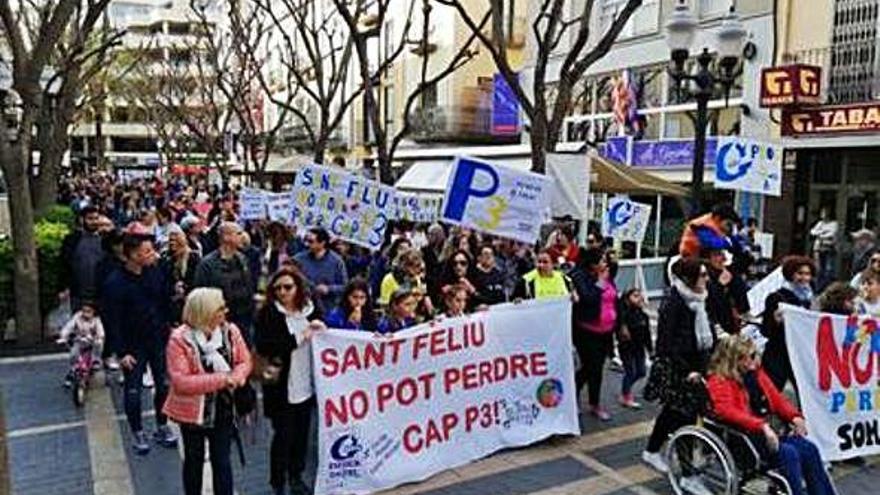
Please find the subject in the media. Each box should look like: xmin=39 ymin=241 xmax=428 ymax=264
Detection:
xmin=783 ymin=304 xmax=880 ymax=461
xmin=311 ymin=299 xmax=580 ymax=495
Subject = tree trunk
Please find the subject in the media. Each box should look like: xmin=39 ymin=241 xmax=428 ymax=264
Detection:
xmin=529 ymin=117 xmax=548 ymax=174
xmin=1 ymin=143 xmax=42 ymax=346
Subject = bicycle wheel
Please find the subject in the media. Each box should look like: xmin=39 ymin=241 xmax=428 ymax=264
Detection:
xmin=665 ymin=425 xmax=738 ymax=495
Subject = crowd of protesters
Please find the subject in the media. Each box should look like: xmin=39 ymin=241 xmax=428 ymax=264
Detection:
xmin=54 ymin=172 xmax=876 ymax=495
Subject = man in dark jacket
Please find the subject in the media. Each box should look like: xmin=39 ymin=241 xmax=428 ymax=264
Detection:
xmin=704 ymin=248 xmax=750 ymax=335
xmin=102 ymin=234 xmax=177 ymax=455
xmin=194 ymin=221 xmax=255 ymax=341
xmin=60 ymin=206 xmax=105 ymax=310
xmin=472 ymin=244 xmax=507 ymax=306
xmin=293 ymin=228 xmax=348 ymax=311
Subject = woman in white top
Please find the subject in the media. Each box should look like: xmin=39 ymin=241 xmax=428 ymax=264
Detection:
xmin=255 ymin=267 xmax=326 ymax=495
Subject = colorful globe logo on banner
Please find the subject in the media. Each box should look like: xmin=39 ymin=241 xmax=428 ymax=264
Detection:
xmin=536 ymin=378 xmax=564 ymax=408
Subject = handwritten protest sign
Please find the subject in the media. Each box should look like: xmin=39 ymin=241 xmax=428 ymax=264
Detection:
xmin=601 ymin=196 xmax=652 ymax=243
xmin=239 ymin=188 xmax=267 ymax=220
xmin=267 ymin=191 xmax=295 ymax=223
xmin=714 ymin=137 xmax=782 ymax=196
xmin=391 ymin=193 xmax=442 ymax=224
xmin=784 ymin=305 xmax=880 ymax=461
xmin=312 ymin=299 xmax=579 ymax=495
xmin=441 ymin=156 xmax=551 ymax=244
xmin=292 ymin=164 xmax=397 ymax=250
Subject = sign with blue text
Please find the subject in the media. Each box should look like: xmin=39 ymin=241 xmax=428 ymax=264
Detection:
xmin=714 ymin=137 xmax=782 ymax=196
xmin=292 ymin=164 xmax=397 ymax=250
xmin=602 ymin=196 xmax=652 ymax=243
xmin=239 ymin=188 xmax=267 ymax=220
xmin=441 ymin=156 xmax=551 ymax=244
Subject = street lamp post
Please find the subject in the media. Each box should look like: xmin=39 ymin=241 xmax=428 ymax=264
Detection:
xmin=665 ymin=1 xmax=746 ymax=215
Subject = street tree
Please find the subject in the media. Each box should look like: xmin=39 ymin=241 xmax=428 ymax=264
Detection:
xmin=436 ymin=0 xmax=643 ymax=173
xmin=0 ymin=0 xmax=115 ymax=344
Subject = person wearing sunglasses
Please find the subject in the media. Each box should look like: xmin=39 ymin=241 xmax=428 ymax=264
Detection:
xmin=254 ymin=267 xmax=326 ymax=495
xmin=642 ymin=257 xmax=715 ymax=475
xmin=707 ymin=334 xmax=835 ymax=495
xmin=435 ymin=250 xmax=479 ymax=312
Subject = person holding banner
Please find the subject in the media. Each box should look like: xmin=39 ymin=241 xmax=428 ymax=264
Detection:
xmin=325 ymin=279 xmax=379 ymax=332
xmin=254 ymin=267 xmax=326 ymax=495
xmin=707 ymin=335 xmax=836 ymax=495
xmin=761 ymin=256 xmax=816 ymax=391
xmin=642 ymin=258 xmax=715 ymax=473
xmin=377 ymin=289 xmax=419 ymax=335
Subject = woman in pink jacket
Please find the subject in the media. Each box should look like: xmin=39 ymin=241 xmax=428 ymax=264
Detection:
xmin=163 ymin=288 xmax=252 ymax=495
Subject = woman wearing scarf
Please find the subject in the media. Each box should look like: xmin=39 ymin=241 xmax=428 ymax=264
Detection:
xmin=161 ymin=224 xmax=201 ymax=325
xmin=761 ymin=256 xmax=815 ymax=391
xmin=163 ymin=288 xmax=253 ymax=495
xmin=642 ymin=258 xmax=715 ymax=475
xmin=254 ymin=267 xmax=326 ymax=495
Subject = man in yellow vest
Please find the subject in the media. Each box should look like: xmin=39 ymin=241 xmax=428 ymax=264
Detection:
xmin=515 ymin=249 xmax=577 ymax=301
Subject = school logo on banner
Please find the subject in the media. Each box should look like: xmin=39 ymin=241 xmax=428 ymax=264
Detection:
xmin=783 ymin=305 xmax=880 ymax=461
xmin=714 ymin=137 xmax=782 ymax=196
xmin=311 ymin=299 xmax=579 ymax=495
xmin=441 ymin=156 xmax=551 ymax=244
xmin=601 ymin=196 xmax=652 ymax=243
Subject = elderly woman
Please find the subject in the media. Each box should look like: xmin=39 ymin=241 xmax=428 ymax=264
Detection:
xmin=161 ymin=224 xmax=201 ymax=324
xmin=707 ymin=335 xmax=835 ymax=495
xmin=163 ymin=288 xmax=253 ymax=495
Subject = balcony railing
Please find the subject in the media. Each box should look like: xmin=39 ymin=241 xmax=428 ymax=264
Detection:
xmin=783 ymin=39 xmax=880 ymax=105
xmin=408 ymin=104 xmax=520 ymax=144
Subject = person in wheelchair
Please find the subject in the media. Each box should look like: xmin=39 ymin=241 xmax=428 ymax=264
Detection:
xmin=707 ymin=335 xmax=835 ymax=495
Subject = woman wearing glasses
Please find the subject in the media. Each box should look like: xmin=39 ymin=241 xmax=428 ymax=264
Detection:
xmin=254 ymin=267 xmax=326 ymax=495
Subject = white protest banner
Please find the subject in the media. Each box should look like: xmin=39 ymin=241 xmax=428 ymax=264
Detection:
xmin=601 ymin=196 xmax=652 ymax=243
xmin=392 ymin=192 xmax=441 ymax=223
xmin=266 ymin=191 xmax=295 ymax=223
xmin=714 ymin=137 xmax=782 ymax=196
xmin=441 ymin=156 xmax=551 ymax=244
xmin=783 ymin=305 xmax=880 ymax=461
xmin=312 ymin=298 xmax=579 ymax=495
xmin=239 ymin=188 xmax=267 ymax=220
xmin=747 ymin=266 xmax=784 ymax=316
xmin=292 ymin=164 xmax=397 ymax=250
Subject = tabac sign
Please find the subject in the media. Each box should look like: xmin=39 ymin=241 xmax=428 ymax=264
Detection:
xmin=782 ymin=103 xmax=880 ymax=136
xmin=760 ymin=65 xmax=822 ymax=107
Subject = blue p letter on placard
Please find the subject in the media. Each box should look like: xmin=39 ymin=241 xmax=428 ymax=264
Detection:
xmin=443 ymin=158 xmax=500 ymax=221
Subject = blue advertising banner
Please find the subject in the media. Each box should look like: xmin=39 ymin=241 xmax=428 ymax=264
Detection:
xmin=492 ymin=73 xmax=520 ymax=135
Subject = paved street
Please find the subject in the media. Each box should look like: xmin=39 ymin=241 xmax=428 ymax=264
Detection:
xmin=0 ymin=353 xmax=877 ymax=495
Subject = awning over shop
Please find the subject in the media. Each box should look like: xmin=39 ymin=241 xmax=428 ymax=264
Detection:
xmin=589 ymin=153 xmax=688 ymax=197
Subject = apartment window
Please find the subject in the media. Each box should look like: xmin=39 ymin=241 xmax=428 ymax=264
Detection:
xmin=699 ymin=0 xmax=732 ymax=18
xmin=829 ymin=0 xmax=879 ymax=103
xmin=599 ymin=0 xmax=660 ymax=39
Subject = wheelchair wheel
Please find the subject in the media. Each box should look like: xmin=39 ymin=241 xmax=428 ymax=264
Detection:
xmin=665 ymin=425 xmax=739 ymax=495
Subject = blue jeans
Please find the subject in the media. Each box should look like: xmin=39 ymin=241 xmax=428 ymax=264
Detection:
xmin=620 ymin=348 xmax=647 ymax=396
xmin=777 ymin=436 xmax=835 ymax=495
xmin=180 ymin=418 xmax=234 ymax=495
xmin=122 ymin=340 xmax=169 ymax=433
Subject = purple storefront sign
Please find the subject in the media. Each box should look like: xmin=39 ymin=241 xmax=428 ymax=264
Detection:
xmin=601 ymin=137 xmax=718 ymax=168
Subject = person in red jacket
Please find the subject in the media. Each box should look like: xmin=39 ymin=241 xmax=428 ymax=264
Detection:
xmin=707 ymin=335 xmax=835 ymax=495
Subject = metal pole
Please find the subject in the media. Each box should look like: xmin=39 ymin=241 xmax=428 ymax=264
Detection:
xmin=692 ymin=92 xmax=710 ymax=216
xmin=654 ymin=194 xmax=662 ymax=256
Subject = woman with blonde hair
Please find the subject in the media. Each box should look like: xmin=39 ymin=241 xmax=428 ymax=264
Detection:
xmin=706 ymin=334 xmax=835 ymax=495
xmin=163 ymin=288 xmax=253 ymax=495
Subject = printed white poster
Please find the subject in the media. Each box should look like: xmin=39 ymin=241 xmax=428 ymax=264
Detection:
xmin=441 ymin=156 xmax=551 ymax=244
xmin=312 ymin=299 xmax=579 ymax=495
xmin=783 ymin=305 xmax=880 ymax=461
xmin=601 ymin=196 xmax=652 ymax=243
xmin=714 ymin=137 xmax=782 ymax=196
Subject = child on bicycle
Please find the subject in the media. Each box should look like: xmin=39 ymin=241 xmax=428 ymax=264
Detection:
xmin=57 ymin=302 xmax=105 ymax=384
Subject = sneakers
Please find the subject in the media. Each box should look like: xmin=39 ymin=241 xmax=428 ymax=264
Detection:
xmin=63 ymin=371 xmax=74 ymax=388
xmin=618 ymin=394 xmax=643 ymax=409
xmin=641 ymin=450 xmax=669 ymax=473
xmin=132 ymin=430 xmax=151 ymax=455
xmin=588 ymin=406 xmax=612 ymax=421
xmin=679 ymin=475 xmax=713 ymax=495
xmin=153 ymin=424 xmax=178 ymax=448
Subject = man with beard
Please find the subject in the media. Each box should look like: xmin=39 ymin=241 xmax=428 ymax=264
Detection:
xmin=60 ymin=206 xmax=106 ymax=311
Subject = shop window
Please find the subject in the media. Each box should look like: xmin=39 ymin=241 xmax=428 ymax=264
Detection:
xmin=811 ymin=162 xmax=842 ymax=185
xmin=664 ymin=112 xmax=696 ymax=139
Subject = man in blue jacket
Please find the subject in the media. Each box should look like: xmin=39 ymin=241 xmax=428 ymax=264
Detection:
xmin=103 ymin=233 xmax=178 ymax=455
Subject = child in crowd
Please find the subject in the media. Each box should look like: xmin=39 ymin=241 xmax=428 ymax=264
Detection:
xmin=856 ymin=269 xmax=880 ymax=316
xmin=616 ymin=289 xmax=652 ymax=409
xmin=377 ymin=289 xmax=418 ymax=335
xmin=57 ymin=302 xmax=105 ymax=384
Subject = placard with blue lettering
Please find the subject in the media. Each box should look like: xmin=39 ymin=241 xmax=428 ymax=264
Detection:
xmin=239 ymin=188 xmax=267 ymax=220
xmin=601 ymin=196 xmax=652 ymax=243
xmin=392 ymin=193 xmax=442 ymax=224
xmin=292 ymin=164 xmax=396 ymax=250
xmin=714 ymin=137 xmax=782 ymax=196
xmin=441 ymin=156 xmax=551 ymax=244
xmin=267 ymin=191 xmax=295 ymax=223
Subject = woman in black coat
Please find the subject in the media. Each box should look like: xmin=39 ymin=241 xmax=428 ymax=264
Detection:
xmin=642 ymin=257 xmax=715 ymax=473
xmin=761 ymin=256 xmax=815 ymax=390
xmin=254 ymin=266 xmax=325 ymax=495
